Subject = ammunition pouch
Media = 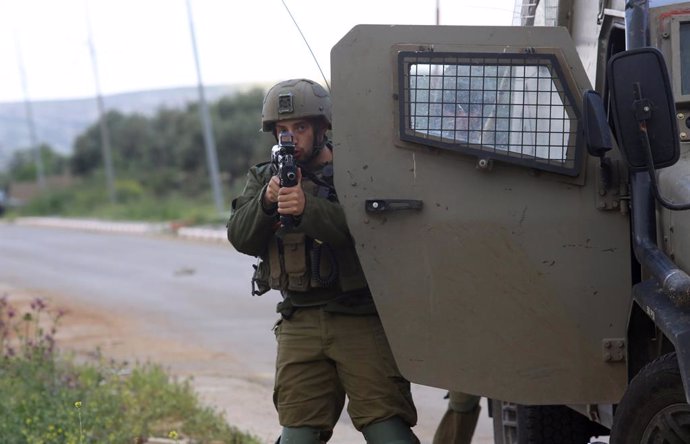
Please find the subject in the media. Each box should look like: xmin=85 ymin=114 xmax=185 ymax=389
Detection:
xmin=310 ymin=241 xmax=338 ymax=287
xmin=264 ymin=232 xmax=340 ymax=294
xmin=281 ymin=232 xmax=311 ymax=291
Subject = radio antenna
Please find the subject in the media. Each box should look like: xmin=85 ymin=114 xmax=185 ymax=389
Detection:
xmin=280 ymin=0 xmax=330 ymax=92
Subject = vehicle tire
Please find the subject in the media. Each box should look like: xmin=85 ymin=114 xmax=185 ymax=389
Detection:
xmin=610 ymin=352 xmax=690 ymax=443
xmin=492 ymin=399 xmax=600 ymax=444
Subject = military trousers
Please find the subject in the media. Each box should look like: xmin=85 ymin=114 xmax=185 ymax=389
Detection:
xmin=273 ymin=306 xmax=418 ymax=432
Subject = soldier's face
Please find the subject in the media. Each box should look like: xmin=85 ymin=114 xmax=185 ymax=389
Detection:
xmin=276 ymin=119 xmax=315 ymax=161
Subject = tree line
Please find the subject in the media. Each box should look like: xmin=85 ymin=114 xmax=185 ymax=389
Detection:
xmin=2 ymin=88 xmax=274 ymax=198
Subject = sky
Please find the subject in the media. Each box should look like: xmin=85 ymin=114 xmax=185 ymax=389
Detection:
xmin=0 ymin=0 xmax=517 ymax=103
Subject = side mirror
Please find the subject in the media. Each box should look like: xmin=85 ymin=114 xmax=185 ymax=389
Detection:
xmin=607 ymin=47 xmax=679 ymax=171
xmin=607 ymin=47 xmax=689 ymax=211
xmin=582 ymin=90 xmax=613 ymax=159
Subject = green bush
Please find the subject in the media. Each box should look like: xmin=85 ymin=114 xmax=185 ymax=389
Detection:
xmin=0 ymin=296 xmax=260 ymax=444
xmin=14 ymin=174 xmax=233 ymax=224
xmin=114 ymin=179 xmax=144 ymax=203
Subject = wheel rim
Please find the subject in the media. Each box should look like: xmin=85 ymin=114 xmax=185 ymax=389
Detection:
xmin=641 ymin=403 xmax=690 ymax=443
xmin=499 ymin=402 xmax=519 ymax=444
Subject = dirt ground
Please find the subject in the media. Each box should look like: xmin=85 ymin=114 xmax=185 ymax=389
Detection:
xmin=1 ymin=282 xmax=499 ymax=444
xmin=1 ymin=283 xmax=285 ymax=443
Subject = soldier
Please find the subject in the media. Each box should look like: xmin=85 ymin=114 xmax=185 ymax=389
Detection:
xmin=227 ymin=78 xmax=418 ymax=444
xmin=432 ymin=392 xmax=481 ymax=444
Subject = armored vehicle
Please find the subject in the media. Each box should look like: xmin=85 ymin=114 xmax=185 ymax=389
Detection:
xmin=330 ymin=0 xmax=690 ymax=441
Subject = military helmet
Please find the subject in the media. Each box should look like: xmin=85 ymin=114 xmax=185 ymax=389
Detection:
xmin=261 ymin=79 xmax=332 ymax=132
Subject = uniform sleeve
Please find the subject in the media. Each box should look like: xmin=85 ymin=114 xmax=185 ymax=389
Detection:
xmin=298 ymin=193 xmax=353 ymax=247
xmin=227 ymin=165 xmax=278 ymax=257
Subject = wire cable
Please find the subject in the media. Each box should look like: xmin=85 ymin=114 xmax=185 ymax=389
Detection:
xmin=280 ymin=0 xmax=330 ymax=92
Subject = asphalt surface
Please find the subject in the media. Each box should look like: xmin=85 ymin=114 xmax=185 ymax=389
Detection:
xmin=0 ymin=222 xmax=496 ymax=443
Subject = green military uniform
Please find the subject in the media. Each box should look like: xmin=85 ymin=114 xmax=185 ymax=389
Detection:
xmin=432 ymin=391 xmax=481 ymax=444
xmin=228 ymin=157 xmax=418 ymax=441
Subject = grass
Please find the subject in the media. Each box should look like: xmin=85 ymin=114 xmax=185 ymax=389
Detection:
xmin=9 ymin=175 xmax=249 ymax=226
xmin=0 ymin=295 xmax=261 ymax=444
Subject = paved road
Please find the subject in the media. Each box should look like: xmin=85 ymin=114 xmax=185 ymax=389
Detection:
xmin=0 ymin=223 xmax=496 ymax=443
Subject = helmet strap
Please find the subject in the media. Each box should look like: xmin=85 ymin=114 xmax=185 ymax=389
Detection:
xmin=298 ymin=121 xmax=328 ymax=167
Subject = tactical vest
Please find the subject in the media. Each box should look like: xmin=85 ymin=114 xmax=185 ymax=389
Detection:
xmin=251 ymin=163 xmax=369 ymax=305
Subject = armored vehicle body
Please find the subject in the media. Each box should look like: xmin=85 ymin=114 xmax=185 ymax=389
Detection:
xmin=330 ymin=0 xmax=690 ymax=442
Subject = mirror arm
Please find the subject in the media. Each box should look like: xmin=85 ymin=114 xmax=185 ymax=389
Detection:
xmin=628 ymin=82 xmax=690 ymax=305
xmin=632 ymin=81 xmax=690 ymax=211
xmin=599 ymin=157 xmax=613 ymax=191
xmin=631 ymin=172 xmax=690 ymax=307
xmin=639 ymin=126 xmax=690 ymax=211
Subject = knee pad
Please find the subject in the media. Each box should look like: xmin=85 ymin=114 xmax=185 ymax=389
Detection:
xmin=362 ymin=416 xmax=419 ymax=444
xmin=279 ymin=426 xmax=322 ymax=444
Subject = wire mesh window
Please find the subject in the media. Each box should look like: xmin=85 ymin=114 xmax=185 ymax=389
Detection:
xmin=399 ymin=52 xmax=581 ymax=176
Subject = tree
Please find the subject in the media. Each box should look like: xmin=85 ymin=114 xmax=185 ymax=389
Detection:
xmin=8 ymin=144 xmax=67 ymax=182
xmin=213 ymin=88 xmax=273 ymax=182
xmin=68 ymin=88 xmax=272 ymax=195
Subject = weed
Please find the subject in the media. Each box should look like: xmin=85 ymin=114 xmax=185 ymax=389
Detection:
xmin=0 ymin=295 xmax=261 ymax=444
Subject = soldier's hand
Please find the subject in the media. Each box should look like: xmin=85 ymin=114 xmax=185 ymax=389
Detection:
xmin=263 ymin=176 xmax=280 ymax=207
xmin=278 ymin=169 xmax=305 ymax=216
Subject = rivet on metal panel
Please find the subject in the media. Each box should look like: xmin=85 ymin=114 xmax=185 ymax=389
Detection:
xmin=604 ymin=352 xmax=612 ymax=361
xmin=662 ymin=32 xmax=670 ymax=39
xmin=681 ymin=132 xmax=688 ymax=140
xmin=677 ymin=113 xmax=685 ymax=120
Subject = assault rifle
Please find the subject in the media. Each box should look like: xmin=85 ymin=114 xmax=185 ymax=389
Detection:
xmin=271 ymin=131 xmax=299 ymax=228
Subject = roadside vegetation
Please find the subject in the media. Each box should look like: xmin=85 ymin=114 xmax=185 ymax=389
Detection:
xmin=14 ymin=176 xmax=238 ymax=225
xmin=1 ymin=88 xmax=274 ymax=222
xmin=0 ymin=295 xmax=261 ymax=444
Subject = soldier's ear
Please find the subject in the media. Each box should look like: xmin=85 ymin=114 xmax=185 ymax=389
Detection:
xmin=314 ymin=122 xmax=328 ymax=144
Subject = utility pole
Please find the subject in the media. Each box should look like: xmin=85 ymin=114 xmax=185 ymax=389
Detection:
xmin=185 ymin=0 xmax=225 ymax=214
xmin=15 ymin=36 xmax=45 ymax=189
xmin=436 ymin=0 xmax=440 ymax=25
xmin=85 ymin=0 xmax=116 ymax=203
